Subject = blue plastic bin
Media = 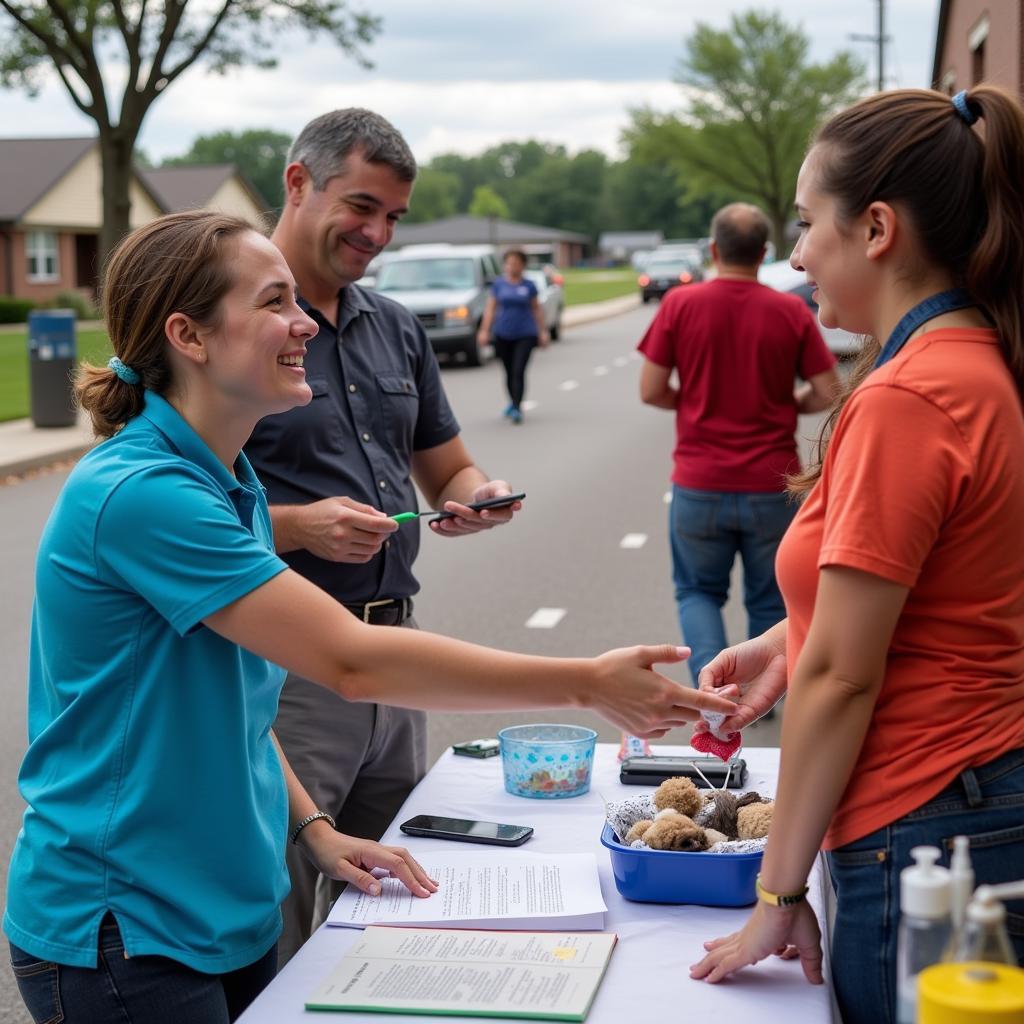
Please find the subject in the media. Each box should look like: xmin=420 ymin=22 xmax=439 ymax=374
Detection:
xmin=600 ymin=823 xmax=762 ymax=906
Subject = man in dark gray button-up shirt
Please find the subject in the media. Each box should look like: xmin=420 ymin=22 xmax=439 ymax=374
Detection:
xmin=245 ymin=109 xmax=522 ymax=964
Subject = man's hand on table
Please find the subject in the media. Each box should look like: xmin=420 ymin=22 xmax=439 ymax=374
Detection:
xmin=299 ymin=823 xmax=438 ymax=898
xmin=689 ymin=899 xmax=823 ymax=985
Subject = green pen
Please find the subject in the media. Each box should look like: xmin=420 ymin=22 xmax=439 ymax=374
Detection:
xmin=391 ymin=511 xmax=433 ymax=523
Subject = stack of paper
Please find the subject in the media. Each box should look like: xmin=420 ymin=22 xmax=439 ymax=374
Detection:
xmin=326 ymin=851 xmax=607 ymax=931
xmin=306 ymin=926 xmax=618 ymax=1021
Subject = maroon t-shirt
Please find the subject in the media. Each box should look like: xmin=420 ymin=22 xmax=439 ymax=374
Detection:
xmin=638 ymin=277 xmax=836 ymax=492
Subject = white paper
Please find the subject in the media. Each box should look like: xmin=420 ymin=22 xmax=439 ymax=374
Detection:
xmin=327 ymin=851 xmax=607 ymax=931
xmin=306 ymin=926 xmax=617 ymax=1019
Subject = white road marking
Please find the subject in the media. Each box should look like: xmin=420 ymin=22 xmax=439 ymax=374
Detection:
xmin=619 ymin=533 xmax=648 ymax=549
xmin=612 ymin=356 xmax=629 ymax=368
xmin=526 ymin=607 xmax=567 ymax=629
xmin=558 ymin=379 xmax=580 ymax=391
xmin=593 ymin=365 xmax=609 ymax=376
xmin=521 ymin=400 xmax=539 ymax=412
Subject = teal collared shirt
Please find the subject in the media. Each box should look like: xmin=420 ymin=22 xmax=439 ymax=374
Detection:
xmin=5 ymin=393 xmax=291 ymax=972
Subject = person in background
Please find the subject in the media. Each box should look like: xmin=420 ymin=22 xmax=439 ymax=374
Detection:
xmin=638 ymin=203 xmax=838 ymax=685
xmin=243 ymin=109 xmax=525 ymax=963
xmin=477 ymin=248 xmax=549 ymax=423
xmin=5 ymin=210 xmax=737 ymax=1024
xmin=690 ymin=86 xmax=1024 ymax=1024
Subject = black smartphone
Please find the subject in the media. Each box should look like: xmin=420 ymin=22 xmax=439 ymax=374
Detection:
xmin=430 ymin=492 xmax=526 ymax=523
xmin=399 ymin=814 xmax=534 ymax=846
xmin=451 ymin=738 xmax=500 ymax=758
xmin=619 ymin=755 xmax=748 ymax=789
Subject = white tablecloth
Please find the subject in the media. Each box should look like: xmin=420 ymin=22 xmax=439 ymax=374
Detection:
xmin=239 ymin=744 xmax=835 ymax=1022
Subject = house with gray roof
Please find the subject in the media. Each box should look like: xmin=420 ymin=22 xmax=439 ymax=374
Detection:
xmin=391 ymin=215 xmax=590 ymax=266
xmin=0 ymin=137 xmax=266 ymax=303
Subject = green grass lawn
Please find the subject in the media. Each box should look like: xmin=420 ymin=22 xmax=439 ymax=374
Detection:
xmin=0 ymin=328 xmax=111 ymax=422
xmin=561 ymin=267 xmax=638 ymax=306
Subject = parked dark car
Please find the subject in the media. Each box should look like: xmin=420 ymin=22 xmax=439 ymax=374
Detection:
xmin=637 ymin=255 xmax=702 ymax=303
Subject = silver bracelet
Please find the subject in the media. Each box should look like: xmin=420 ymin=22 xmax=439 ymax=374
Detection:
xmin=290 ymin=811 xmax=336 ymax=845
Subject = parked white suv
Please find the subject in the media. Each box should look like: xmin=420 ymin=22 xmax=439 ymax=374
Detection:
xmin=375 ymin=244 xmax=500 ymax=366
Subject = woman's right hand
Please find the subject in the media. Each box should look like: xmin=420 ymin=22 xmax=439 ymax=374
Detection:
xmin=589 ymin=645 xmax=739 ymax=737
xmin=476 ymin=328 xmax=489 ymax=345
xmin=696 ymin=627 xmax=788 ymax=735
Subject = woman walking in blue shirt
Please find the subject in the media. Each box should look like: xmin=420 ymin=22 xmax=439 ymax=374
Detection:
xmin=478 ymin=248 xmax=548 ymax=423
xmin=6 ymin=211 xmax=734 ymax=1024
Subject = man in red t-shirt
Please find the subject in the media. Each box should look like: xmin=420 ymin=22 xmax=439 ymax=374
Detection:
xmin=638 ymin=203 xmax=838 ymax=684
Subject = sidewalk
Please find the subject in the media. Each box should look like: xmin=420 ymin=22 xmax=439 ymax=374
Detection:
xmin=0 ymin=294 xmax=642 ymax=479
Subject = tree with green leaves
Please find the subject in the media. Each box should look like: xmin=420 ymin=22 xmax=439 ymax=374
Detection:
xmin=161 ymin=129 xmax=292 ymax=210
xmin=403 ymin=167 xmax=461 ymax=223
xmin=626 ymin=10 xmax=864 ymax=247
xmin=0 ymin=0 xmax=379 ymax=261
xmin=468 ymin=185 xmax=509 ymax=220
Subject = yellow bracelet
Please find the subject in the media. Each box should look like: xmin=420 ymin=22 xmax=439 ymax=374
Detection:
xmin=755 ymin=875 xmax=808 ymax=907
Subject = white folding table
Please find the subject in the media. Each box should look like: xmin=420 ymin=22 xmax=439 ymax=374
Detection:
xmin=239 ymin=743 xmax=836 ymax=1022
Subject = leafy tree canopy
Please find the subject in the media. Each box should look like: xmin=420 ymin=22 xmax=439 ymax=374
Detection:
xmin=625 ymin=9 xmax=864 ymax=247
xmin=0 ymin=0 xmax=379 ymax=259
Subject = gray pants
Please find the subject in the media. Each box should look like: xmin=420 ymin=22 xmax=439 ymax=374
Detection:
xmin=275 ymin=617 xmax=427 ymax=965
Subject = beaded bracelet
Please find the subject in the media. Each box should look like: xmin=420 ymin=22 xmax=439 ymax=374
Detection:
xmin=290 ymin=811 xmax=336 ymax=845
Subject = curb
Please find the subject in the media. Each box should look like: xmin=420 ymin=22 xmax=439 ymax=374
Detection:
xmin=0 ymin=412 xmax=96 ymax=479
xmin=563 ymin=293 xmax=640 ymax=328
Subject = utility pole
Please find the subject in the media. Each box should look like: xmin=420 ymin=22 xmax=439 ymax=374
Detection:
xmin=850 ymin=0 xmax=889 ymax=92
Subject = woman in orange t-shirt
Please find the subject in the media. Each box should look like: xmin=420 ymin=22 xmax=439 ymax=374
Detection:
xmin=690 ymin=86 xmax=1024 ymax=1024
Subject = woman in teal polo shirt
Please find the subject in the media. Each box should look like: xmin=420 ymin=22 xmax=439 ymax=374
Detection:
xmin=6 ymin=212 xmax=735 ymax=1023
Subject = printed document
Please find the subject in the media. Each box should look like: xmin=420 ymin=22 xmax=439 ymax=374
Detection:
xmin=306 ymin=926 xmax=618 ymax=1021
xmin=326 ymin=851 xmax=606 ymax=931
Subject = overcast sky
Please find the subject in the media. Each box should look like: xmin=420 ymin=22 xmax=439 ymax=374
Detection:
xmin=0 ymin=0 xmax=939 ymax=164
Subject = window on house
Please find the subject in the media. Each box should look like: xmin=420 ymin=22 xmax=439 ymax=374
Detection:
xmin=969 ymin=15 xmax=989 ymax=85
xmin=26 ymin=231 xmax=59 ymax=282
xmin=972 ymin=40 xmax=985 ymax=84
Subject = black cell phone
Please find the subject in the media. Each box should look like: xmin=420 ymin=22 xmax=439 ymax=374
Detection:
xmin=399 ymin=814 xmax=534 ymax=846
xmin=429 ymin=492 xmax=526 ymax=523
xmin=451 ymin=738 xmax=501 ymax=758
xmin=619 ymin=755 xmax=748 ymax=789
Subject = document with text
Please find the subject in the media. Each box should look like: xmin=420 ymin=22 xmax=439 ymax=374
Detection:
xmin=326 ymin=851 xmax=607 ymax=931
xmin=306 ymin=926 xmax=618 ymax=1020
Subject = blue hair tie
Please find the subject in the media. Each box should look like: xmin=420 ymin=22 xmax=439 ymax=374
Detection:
xmin=108 ymin=356 xmax=141 ymax=385
xmin=952 ymin=90 xmax=978 ymax=126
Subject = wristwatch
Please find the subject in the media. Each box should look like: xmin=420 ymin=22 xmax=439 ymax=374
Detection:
xmin=755 ymin=875 xmax=808 ymax=907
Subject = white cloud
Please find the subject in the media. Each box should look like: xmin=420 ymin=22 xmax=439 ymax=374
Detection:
xmin=0 ymin=0 xmax=939 ymax=160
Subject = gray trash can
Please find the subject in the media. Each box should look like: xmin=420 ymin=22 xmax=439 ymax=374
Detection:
xmin=28 ymin=309 xmax=77 ymax=428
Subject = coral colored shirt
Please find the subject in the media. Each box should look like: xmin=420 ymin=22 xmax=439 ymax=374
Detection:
xmin=776 ymin=328 xmax=1024 ymax=850
xmin=638 ymin=278 xmax=835 ymax=492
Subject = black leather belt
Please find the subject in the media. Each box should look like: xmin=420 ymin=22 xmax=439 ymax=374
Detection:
xmin=343 ymin=597 xmax=414 ymax=625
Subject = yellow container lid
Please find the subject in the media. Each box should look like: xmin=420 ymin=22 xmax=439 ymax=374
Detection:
xmin=918 ymin=963 xmax=1024 ymax=1023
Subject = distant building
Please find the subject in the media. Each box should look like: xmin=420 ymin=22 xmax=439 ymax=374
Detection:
xmin=932 ymin=1 xmax=1024 ymax=96
xmin=391 ymin=215 xmax=589 ymax=267
xmin=139 ymin=165 xmax=267 ymax=222
xmin=0 ymin=137 xmax=267 ymax=303
xmin=597 ymin=231 xmax=663 ymax=262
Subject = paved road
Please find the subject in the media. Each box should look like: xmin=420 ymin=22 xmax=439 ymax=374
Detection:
xmin=0 ymin=302 xmax=829 ymax=1021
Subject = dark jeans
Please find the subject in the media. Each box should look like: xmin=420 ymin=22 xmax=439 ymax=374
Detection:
xmin=669 ymin=486 xmax=795 ymax=684
xmin=493 ymin=335 xmax=537 ymax=409
xmin=827 ymin=746 xmax=1024 ymax=1024
xmin=9 ymin=915 xmax=277 ymax=1024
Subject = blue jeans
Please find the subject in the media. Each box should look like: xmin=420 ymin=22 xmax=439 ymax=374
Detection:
xmin=669 ymin=486 xmax=795 ymax=684
xmin=827 ymin=747 xmax=1024 ymax=1024
xmin=9 ymin=914 xmax=277 ymax=1023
